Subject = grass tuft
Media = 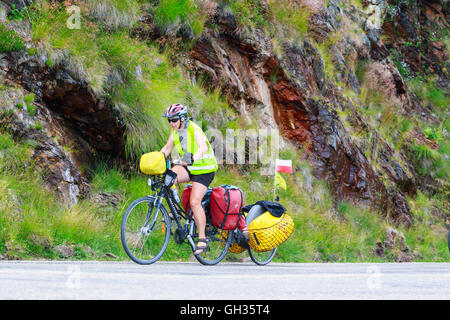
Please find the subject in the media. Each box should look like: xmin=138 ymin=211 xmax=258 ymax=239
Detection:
xmin=153 ymin=0 xmax=206 ymax=38
xmin=0 ymin=23 xmax=25 ymax=53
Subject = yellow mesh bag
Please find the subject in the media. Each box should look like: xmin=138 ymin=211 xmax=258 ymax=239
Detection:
xmin=248 ymin=212 xmax=294 ymax=252
xmin=218 ymin=230 xmax=246 ymax=254
xmin=140 ymin=152 xmax=166 ymax=175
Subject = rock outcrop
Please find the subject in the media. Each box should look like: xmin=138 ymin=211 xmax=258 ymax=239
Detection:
xmin=180 ymin=4 xmax=422 ymax=225
xmin=0 ymin=21 xmax=125 ymax=204
xmin=382 ymin=0 xmax=449 ymax=78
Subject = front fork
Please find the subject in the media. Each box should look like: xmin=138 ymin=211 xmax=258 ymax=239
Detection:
xmin=141 ymin=192 xmax=163 ymax=235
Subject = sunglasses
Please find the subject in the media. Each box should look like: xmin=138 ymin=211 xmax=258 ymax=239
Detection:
xmin=168 ymin=117 xmax=180 ymax=123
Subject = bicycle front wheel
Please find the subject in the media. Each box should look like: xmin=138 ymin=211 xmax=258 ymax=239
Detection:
xmin=121 ymin=196 xmax=171 ymax=265
xmin=248 ymin=247 xmax=277 ymax=266
xmin=191 ymin=221 xmax=233 ymax=266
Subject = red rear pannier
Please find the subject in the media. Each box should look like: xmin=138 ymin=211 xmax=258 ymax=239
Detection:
xmin=210 ymin=185 xmax=246 ymax=230
xmin=181 ymin=185 xmax=192 ymax=215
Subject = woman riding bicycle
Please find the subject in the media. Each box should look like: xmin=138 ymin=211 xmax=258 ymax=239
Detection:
xmin=160 ymin=104 xmax=218 ymax=256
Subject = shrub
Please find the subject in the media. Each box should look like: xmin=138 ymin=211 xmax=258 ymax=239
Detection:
xmin=8 ymin=4 xmax=28 ymax=21
xmin=423 ymin=127 xmax=442 ymax=143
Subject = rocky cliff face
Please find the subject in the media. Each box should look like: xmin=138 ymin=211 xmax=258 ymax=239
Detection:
xmin=382 ymin=0 xmax=448 ymax=78
xmin=1 ymin=17 xmax=125 ymax=204
xmin=1 ymin=0 xmax=447 ymax=225
xmin=178 ymin=2 xmax=447 ymax=226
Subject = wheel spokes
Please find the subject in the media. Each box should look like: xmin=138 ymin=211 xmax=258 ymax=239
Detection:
xmin=122 ymin=199 xmax=169 ymax=263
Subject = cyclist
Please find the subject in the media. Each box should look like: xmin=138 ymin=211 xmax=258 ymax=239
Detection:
xmin=160 ymin=104 xmax=218 ymax=256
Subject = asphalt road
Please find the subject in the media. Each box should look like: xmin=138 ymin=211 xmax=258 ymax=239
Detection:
xmin=0 ymin=261 xmax=449 ymax=300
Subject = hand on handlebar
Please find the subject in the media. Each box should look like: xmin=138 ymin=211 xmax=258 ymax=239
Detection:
xmin=170 ymin=153 xmax=193 ymax=167
xmin=181 ymin=152 xmax=194 ymax=166
xmin=172 ymin=159 xmax=187 ymax=166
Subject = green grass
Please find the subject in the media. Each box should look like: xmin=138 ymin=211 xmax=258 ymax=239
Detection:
xmin=0 ymin=134 xmax=15 ymax=150
xmin=389 ymin=48 xmax=412 ymax=79
xmin=0 ymin=23 xmax=25 ymax=53
xmin=90 ymin=163 xmax=128 ymax=194
xmin=406 ymin=192 xmax=450 ymax=261
xmin=411 ymin=143 xmax=447 ymax=178
xmin=153 ymin=0 xmax=206 ymax=38
xmin=27 ymin=0 xmax=235 ymax=160
xmin=221 ymin=0 xmax=267 ymax=30
xmin=268 ymin=0 xmax=310 ymax=39
xmin=408 ymin=76 xmax=450 ymax=114
xmin=0 ymin=131 xmax=126 ymax=260
xmin=0 ymin=129 xmax=448 ymax=262
xmin=0 ymin=130 xmax=33 ymax=176
xmin=315 ymin=40 xmax=337 ymax=81
xmin=8 ymin=4 xmax=28 ymax=21
xmin=87 ymin=0 xmax=140 ymax=30
xmin=30 ymin=1 xmax=108 ymax=91
xmin=221 ymin=0 xmax=311 ymax=43
xmin=355 ymin=66 xmax=449 ymax=182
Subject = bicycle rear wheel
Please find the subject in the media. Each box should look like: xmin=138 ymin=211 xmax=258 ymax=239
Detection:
xmin=248 ymin=247 xmax=277 ymax=266
xmin=190 ymin=221 xmax=233 ymax=265
xmin=121 ymin=196 xmax=171 ymax=265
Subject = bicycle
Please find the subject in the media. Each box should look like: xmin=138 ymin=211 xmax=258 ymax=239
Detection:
xmin=121 ymin=159 xmax=234 ymax=265
xmin=121 ymin=155 xmax=281 ymax=266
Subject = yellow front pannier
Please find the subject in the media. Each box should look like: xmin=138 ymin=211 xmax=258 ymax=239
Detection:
xmin=248 ymin=211 xmax=294 ymax=252
xmin=140 ymin=152 xmax=166 ymax=175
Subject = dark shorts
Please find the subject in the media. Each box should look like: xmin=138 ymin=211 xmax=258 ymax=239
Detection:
xmin=181 ymin=166 xmax=215 ymax=188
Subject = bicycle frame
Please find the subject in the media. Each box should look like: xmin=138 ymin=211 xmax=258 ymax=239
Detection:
xmin=146 ymin=167 xmax=199 ymax=250
xmin=122 ymin=159 xmax=236 ymax=265
xmin=122 ymin=158 xmax=279 ymax=266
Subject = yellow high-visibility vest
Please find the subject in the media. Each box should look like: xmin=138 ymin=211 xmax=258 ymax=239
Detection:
xmin=172 ymin=121 xmax=218 ymax=175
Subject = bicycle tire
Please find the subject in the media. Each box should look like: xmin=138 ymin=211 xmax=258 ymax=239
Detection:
xmin=191 ymin=221 xmax=233 ymax=266
xmin=248 ymin=246 xmax=277 ymax=266
xmin=121 ymin=196 xmax=171 ymax=265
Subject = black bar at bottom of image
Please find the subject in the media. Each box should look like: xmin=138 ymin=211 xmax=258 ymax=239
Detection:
xmin=0 ymin=300 xmax=442 ymax=318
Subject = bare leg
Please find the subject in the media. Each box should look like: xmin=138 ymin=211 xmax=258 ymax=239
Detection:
xmin=190 ymin=182 xmax=208 ymax=254
xmin=172 ymin=165 xmax=190 ymax=185
xmin=168 ymin=166 xmax=190 ymax=219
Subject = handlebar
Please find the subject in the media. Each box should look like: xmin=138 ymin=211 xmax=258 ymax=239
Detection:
xmin=172 ymin=159 xmax=182 ymax=166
